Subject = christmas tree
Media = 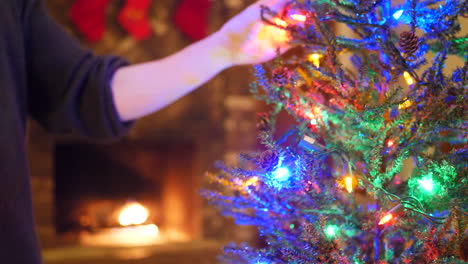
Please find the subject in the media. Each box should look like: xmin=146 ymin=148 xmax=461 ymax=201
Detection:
xmin=203 ymin=0 xmax=467 ymax=263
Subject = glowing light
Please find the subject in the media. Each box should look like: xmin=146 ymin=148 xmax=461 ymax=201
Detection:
xmin=313 ymin=106 xmax=322 ymax=116
xmin=387 ymin=139 xmax=395 ymax=148
xmin=325 ymin=225 xmax=339 ymax=238
xmin=345 ymin=176 xmax=354 ymax=193
xmin=244 ymin=176 xmax=259 ymax=187
xmin=403 ymin=71 xmax=415 ymax=85
xmin=273 ymin=18 xmax=288 ymax=27
xmin=118 ymin=202 xmax=149 ymax=226
xmin=417 ymin=177 xmax=436 ymax=193
xmin=378 ymin=213 xmax=393 ymax=225
xmin=252 ymin=18 xmax=291 ymax=49
xmin=308 ymin=53 xmax=322 ymax=68
xmin=79 ymin=224 xmax=160 ymax=247
xmin=273 ymin=167 xmax=291 ymax=181
xmin=393 ymin=9 xmax=404 ymax=20
xmin=290 ymin=14 xmax=307 ymax=22
xmin=398 ymin=98 xmax=412 ymax=109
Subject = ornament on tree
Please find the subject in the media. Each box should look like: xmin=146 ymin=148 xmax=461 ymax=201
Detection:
xmin=356 ymin=0 xmax=383 ymax=13
xmin=117 ymin=0 xmax=153 ymax=40
xmin=173 ymin=0 xmax=212 ymax=41
xmin=259 ymin=150 xmax=279 ymax=171
xmin=271 ymin=66 xmax=292 ymax=86
xmin=256 ymin=112 xmax=272 ymax=132
xmin=399 ymin=31 xmax=420 ymax=59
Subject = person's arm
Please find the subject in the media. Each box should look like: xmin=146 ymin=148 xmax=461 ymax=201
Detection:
xmin=112 ymin=0 xmax=291 ymax=122
xmin=25 ymin=0 xmax=132 ymax=139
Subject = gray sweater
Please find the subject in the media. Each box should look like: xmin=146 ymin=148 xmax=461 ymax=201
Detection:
xmin=0 ymin=0 xmax=130 ymax=263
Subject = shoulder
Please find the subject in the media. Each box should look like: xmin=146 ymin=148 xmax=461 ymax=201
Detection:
xmin=10 ymin=0 xmax=40 ymax=23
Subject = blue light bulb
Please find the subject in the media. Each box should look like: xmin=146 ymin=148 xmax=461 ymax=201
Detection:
xmin=273 ymin=167 xmax=291 ymax=181
xmin=393 ymin=9 xmax=404 ymax=20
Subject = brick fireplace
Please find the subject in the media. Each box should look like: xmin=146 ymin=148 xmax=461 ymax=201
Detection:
xmin=26 ymin=1 xmax=264 ymax=263
xmin=53 ymin=139 xmax=199 ymax=244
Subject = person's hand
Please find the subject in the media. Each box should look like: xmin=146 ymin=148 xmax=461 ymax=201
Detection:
xmin=212 ymin=0 xmax=292 ymax=66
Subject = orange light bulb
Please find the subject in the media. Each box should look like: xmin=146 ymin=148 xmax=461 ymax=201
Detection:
xmin=344 ymin=176 xmax=354 ymax=193
xmin=308 ymin=54 xmax=322 ymax=68
xmin=403 ymin=71 xmax=414 ymax=85
xmin=290 ymin=14 xmax=307 ymax=22
xmin=273 ymin=18 xmax=288 ymax=27
xmin=378 ymin=213 xmax=393 ymax=225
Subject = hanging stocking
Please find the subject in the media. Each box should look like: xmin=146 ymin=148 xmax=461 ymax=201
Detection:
xmin=117 ymin=0 xmax=153 ymax=40
xmin=69 ymin=0 xmax=111 ymax=43
xmin=173 ymin=0 xmax=212 ymax=41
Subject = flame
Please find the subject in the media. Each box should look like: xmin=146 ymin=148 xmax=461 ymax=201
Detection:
xmin=378 ymin=213 xmax=393 ymax=225
xmin=118 ymin=202 xmax=149 ymax=226
xmin=79 ymin=224 xmax=160 ymax=247
xmin=386 ymin=139 xmax=395 ymax=148
xmin=290 ymin=14 xmax=307 ymax=22
xmin=308 ymin=53 xmax=322 ymax=68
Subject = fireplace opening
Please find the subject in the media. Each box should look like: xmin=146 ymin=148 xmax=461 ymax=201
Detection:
xmin=54 ymin=139 xmax=200 ymax=246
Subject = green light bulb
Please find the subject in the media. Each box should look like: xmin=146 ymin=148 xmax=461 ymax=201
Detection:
xmin=417 ymin=177 xmax=436 ymax=193
xmin=325 ymin=225 xmax=339 ymax=238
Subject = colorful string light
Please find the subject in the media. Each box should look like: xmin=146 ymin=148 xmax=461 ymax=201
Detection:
xmin=290 ymin=14 xmax=307 ymax=22
xmin=308 ymin=54 xmax=322 ymax=68
xmin=392 ymin=9 xmax=404 ymax=20
xmin=345 ymin=176 xmax=354 ymax=193
xmin=403 ymin=71 xmax=415 ymax=85
xmin=378 ymin=213 xmax=394 ymax=225
xmin=325 ymin=224 xmax=339 ymax=238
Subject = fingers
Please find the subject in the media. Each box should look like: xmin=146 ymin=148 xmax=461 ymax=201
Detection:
xmin=261 ymin=0 xmax=290 ymax=11
xmin=253 ymin=0 xmax=289 ymax=12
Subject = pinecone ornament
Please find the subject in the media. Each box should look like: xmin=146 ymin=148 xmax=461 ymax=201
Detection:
xmin=259 ymin=150 xmax=279 ymax=171
xmin=399 ymin=31 xmax=419 ymax=58
xmin=257 ymin=113 xmax=271 ymax=132
xmin=357 ymin=0 xmax=381 ymax=13
xmin=272 ymin=67 xmax=292 ymax=86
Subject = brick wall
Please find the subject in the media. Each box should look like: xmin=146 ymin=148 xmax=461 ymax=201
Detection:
xmin=28 ymin=0 xmax=262 ymax=254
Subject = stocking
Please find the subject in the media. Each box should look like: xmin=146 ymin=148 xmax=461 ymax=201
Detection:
xmin=117 ymin=0 xmax=153 ymax=40
xmin=173 ymin=0 xmax=212 ymax=41
xmin=69 ymin=0 xmax=111 ymax=43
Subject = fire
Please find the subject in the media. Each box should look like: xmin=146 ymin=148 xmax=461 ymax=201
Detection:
xmin=118 ymin=202 xmax=149 ymax=226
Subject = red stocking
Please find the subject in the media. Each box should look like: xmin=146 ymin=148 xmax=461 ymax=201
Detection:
xmin=69 ymin=0 xmax=111 ymax=43
xmin=117 ymin=0 xmax=153 ymax=40
xmin=173 ymin=0 xmax=212 ymax=41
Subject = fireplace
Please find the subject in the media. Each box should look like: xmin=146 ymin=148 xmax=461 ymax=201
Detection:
xmin=54 ymin=139 xmax=200 ymax=246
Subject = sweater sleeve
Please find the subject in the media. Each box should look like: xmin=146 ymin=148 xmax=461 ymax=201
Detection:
xmin=24 ymin=0 xmax=133 ymax=140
